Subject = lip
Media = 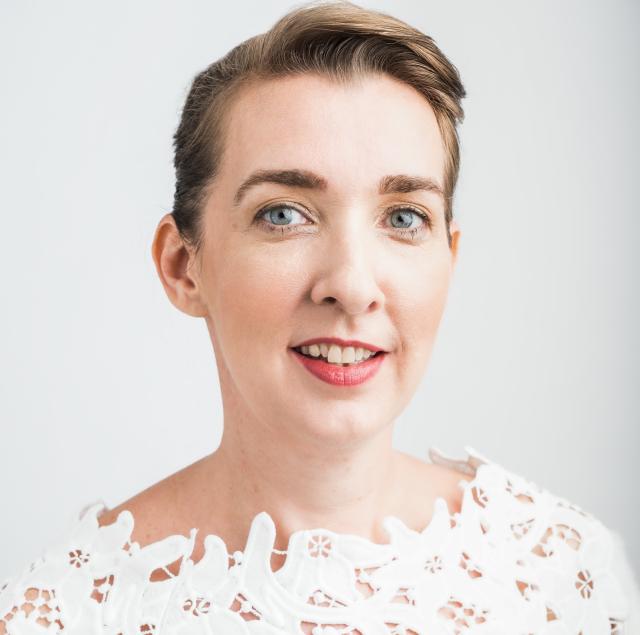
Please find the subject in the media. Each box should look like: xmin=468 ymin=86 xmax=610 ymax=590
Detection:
xmin=290 ymin=337 xmax=387 ymax=353
xmin=289 ymin=347 xmax=387 ymax=386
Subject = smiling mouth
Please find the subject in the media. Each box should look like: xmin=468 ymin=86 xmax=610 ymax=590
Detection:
xmin=290 ymin=346 xmax=385 ymax=366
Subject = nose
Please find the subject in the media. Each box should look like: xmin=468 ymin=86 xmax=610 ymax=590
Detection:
xmin=309 ymin=214 xmax=385 ymax=316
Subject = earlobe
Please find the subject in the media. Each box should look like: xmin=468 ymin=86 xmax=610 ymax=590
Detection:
xmin=449 ymin=218 xmax=461 ymax=268
xmin=151 ymin=214 xmax=208 ymax=318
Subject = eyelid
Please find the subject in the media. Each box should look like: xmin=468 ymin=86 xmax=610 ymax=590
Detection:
xmin=254 ymin=200 xmax=432 ymax=237
xmin=256 ymin=200 xmax=431 ymax=221
xmin=386 ymin=203 xmax=432 ymax=224
xmin=254 ymin=200 xmax=315 ymax=224
xmin=256 ymin=201 xmax=312 ymax=223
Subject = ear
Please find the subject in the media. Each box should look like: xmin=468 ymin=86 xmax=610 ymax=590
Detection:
xmin=449 ymin=218 xmax=461 ymax=268
xmin=151 ymin=213 xmax=208 ymax=318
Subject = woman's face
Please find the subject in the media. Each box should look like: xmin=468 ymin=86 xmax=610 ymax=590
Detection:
xmin=191 ymin=72 xmax=459 ymax=445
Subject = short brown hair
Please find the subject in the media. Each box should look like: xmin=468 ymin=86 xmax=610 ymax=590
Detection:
xmin=171 ymin=0 xmax=466 ymax=253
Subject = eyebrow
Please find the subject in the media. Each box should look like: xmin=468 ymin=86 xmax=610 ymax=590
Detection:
xmin=232 ymin=168 xmax=445 ymax=207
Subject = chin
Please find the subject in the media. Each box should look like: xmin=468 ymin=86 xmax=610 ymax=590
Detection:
xmin=283 ymin=402 xmax=391 ymax=445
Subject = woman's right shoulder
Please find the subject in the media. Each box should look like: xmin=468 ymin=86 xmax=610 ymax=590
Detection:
xmin=0 ymin=490 xmax=198 ymax=634
xmin=0 ymin=499 xmax=117 ymax=633
xmin=0 ymin=464 xmax=216 ymax=631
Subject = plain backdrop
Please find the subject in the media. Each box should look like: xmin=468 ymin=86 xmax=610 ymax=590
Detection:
xmin=0 ymin=0 xmax=638 ymax=578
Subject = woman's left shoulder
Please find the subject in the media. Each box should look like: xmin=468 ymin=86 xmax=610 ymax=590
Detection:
xmin=449 ymin=445 xmax=640 ymax=631
xmin=451 ymin=445 xmax=634 ymax=555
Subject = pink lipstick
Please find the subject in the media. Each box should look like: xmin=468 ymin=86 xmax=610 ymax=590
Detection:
xmin=289 ymin=347 xmax=386 ymax=386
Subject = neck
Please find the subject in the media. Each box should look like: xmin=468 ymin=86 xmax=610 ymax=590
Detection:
xmin=202 ymin=414 xmax=403 ymax=550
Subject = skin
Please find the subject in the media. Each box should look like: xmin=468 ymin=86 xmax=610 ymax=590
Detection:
xmin=99 ymin=72 xmax=471 ymax=572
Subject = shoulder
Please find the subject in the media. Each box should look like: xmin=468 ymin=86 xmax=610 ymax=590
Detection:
xmin=95 ymin=472 xmax=206 ymax=579
xmin=453 ymin=445 xmax=621 ymax=549
xmin=0 ymin=467 xmax=204 ymax=628
xmin=0 ymin=498 xmax=200 ymax=634
xmin=98 ymin=453 xmax=215 ymax=549
xmin=0 ymin=494 xmax=199 ymax=632
xmin=449 ymin=446 xmax=640 ymax=630
xmin=605 ymin=527 xmax=640 ymax=631
xmin=398 ymin=448 xmax=474 ymax=515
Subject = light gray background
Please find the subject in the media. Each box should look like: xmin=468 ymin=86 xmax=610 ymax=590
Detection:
xmin=0 ymin=0 xmax=638 ymax=578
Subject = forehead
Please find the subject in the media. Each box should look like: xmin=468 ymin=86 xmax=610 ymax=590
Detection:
xmin=218 ymin=73 xmax=445 ymax=196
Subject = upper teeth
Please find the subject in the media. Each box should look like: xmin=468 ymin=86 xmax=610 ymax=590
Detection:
xmin=298 ymin=343 xmax=377 ymax=363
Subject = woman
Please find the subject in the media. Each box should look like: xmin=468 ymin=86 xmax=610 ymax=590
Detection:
xmin=1 ymin=1 xmax=638 ymax=633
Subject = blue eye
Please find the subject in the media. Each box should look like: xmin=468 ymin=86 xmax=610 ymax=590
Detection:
xmin=387 ymin=207 xmax=431 ymax=237
xmin=387 ymin=206 xmax=431 ymax=240
xmin=254 ymin=202 xmax=432 ymax=240
xmin=255 ymin=204 xmax=311 ymax=233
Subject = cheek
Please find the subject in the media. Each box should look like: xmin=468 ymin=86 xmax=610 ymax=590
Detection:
xmin=396 ymin=255 xmax=452 ymax=359
xmin=212 ymin=246 xmax=303 ymax=354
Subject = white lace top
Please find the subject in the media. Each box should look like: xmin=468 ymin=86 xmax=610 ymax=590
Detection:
xmin=1 ymin=446 xmax=638 ymax=635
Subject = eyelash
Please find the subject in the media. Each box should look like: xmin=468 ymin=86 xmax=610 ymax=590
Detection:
xmin=254 ymin=203 xmax=432 ymax=240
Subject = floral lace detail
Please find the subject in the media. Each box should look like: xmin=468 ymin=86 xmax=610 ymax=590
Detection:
xmin=0 ymin=446 xmax=635 ymax=634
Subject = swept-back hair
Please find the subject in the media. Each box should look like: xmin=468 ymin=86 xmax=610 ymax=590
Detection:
xmin=171 ymin=0 xmax=466 ymax=252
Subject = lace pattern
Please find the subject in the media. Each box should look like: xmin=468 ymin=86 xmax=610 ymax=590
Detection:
xmin=0 ymin=446 xmax=636 ymax=634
